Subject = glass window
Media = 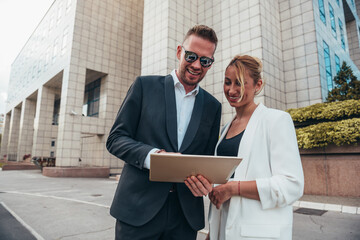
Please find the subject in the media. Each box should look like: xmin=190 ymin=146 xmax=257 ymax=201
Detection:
xmin=83 ymin=78 xmax=101 ymax=117
xmin=329 ymin=3 xmax=336 ymax=38
xmin=336 ymin=0 xmax=340 ymax=6
xmin=66 ymin=0 xmax=72 ymax=14
xmin=61 ymin=27 xmax=69 ymax=55
xmin=32 ymin=65 xmax=36 ymax=79
xmin=45 ymin=47 xmax=50 ymax=70
xmin=52 ymin=99 xmax=60 ymax=125
xmin=319 ymin=0 xmax=326 ymax=25
xmin=339 ymin=18 xmax=345 ymax=50
xmin=49 ymin=14 xmax=54 ymax=33
xmin=51 ymin=140 xmax=55 ymax=147
xmin=52 ymin=39 xmax=58 ymax=63
xmin=38 ymin=56 xmax=42 ymax=74
xmin=57 ymin=2 xmax=63 ymax=25
xmin=335 ymin=54 xmax=340 ymax=73
xmin=323 ymin=41 xmax=333 ymax=91
xmin=351 ymin=0 xmax=355 ymax=7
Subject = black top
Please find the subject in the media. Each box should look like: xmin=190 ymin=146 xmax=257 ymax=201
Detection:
xmin=217 ymin=130 xmax=244 ymax=178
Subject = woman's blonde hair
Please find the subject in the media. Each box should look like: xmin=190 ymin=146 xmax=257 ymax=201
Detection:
xmin=226 ymin=55 xmax=264 ymax=102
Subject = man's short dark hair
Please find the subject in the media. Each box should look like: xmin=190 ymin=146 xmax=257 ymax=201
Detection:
xmin=183 ymin=25 xmax=218 ymax=49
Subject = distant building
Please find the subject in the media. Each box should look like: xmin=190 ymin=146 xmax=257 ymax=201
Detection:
xmin=1 ymin=0 xmax=359 ymax=172
xmin=0 ymin=113 xmax=4 ymax=134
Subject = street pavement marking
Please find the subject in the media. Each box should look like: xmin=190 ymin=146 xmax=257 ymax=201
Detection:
xmin=2 ymin=190 xmax=110 ymax=208
xmin=0 ymin=202 xmax=45 ymax=240
xmin=2 ymin=191 xmax=358 ymax=216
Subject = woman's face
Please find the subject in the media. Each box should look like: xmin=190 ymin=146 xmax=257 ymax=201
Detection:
xmin=223 ymin=66 xmax=261 ymax=108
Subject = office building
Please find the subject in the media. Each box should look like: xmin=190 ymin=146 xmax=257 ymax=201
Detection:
xmin=1 ymin=0 xmax=359 ymax=174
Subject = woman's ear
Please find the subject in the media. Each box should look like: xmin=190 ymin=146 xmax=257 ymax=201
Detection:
xmin=255 ymin=79 xmax=264 ymax=95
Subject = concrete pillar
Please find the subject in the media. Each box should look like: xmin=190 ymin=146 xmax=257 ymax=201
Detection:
xmin=17 ymin=99 xmax=36 ymax=161
xmin=141 ymin=0 xmax=197 ymax=76
xmin=55 ymin=66 xmax=82 ymax=167
xmin=32 ymin=86 xmax=55 ymax=158
xmin=0 ymin=113 xmax=11 ymax=160
xmin=7 ymin=107 xmax=21 ymax=161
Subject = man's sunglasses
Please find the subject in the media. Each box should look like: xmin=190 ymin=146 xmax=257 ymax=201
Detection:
xmin=182 ymin=46 xmax=214 ymax=68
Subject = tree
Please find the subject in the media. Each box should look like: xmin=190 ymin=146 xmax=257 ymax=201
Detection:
xmin=327 ymin=61 xmax=360 ymax=102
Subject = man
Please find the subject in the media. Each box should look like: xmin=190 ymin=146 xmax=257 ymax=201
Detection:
xmin=106 ymin=25 xmax=221 ymax=240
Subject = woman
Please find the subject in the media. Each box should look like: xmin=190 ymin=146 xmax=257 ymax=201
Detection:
xmin=186 ymin=55 xmax=304 ymax=240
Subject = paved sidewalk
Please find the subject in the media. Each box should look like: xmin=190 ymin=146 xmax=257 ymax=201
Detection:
xmin=0 ymin=169 xmax=359 ymax=240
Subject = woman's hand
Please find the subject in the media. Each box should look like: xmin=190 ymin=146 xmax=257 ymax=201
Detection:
xmin=209 ymin=181 xmax=237 ymax=209
xmin=184 ymin=175 xmax=212 ymax=197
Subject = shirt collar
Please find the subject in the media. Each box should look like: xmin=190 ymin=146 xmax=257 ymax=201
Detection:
xmin=171 ymin=69 xmax=199 ymax=96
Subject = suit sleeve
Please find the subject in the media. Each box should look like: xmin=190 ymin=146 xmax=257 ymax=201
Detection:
xmin=256 ymin=112 xmax=304 ymax=209
xmin=205 ymin=103 xmax=221 ymax=155
xmin=106 ymin=77 xmax=154 ymax=169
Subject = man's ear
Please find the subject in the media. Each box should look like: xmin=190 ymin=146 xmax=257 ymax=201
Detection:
xmin=176 ymin=45 xmax=182 ymax=60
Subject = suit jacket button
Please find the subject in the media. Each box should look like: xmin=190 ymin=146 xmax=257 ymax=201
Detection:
xmin=135 ymin=161 xmax=139 ymax=165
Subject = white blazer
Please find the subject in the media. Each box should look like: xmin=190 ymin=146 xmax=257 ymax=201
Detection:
xmin=209 ymin=103 xmax=304 ymax=240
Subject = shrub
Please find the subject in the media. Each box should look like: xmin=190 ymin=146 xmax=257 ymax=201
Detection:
xmin=287 ymin=99 xmax=360 ymax=123
xmin=295 ymin=118 xmax=360 ymax=149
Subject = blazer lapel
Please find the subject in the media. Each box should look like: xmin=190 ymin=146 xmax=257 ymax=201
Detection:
xmin=179 ymin=88 xmax=204 ymax=152
xmin=165 ymin=75 xmax=178 ymax=151
xmin=235 ymin=103 xmax=267 ymax=178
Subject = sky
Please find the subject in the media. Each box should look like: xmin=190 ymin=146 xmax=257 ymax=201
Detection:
xmin=0 ymin=0 xmax=54 ymax=115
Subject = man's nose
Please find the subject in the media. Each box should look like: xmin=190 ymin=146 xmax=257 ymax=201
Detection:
xmin=191 ymin=58 xmax=202 ymax=69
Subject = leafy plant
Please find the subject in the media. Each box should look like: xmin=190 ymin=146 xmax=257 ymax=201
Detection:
xmin=327 ymin=62 xmax=360 ymax=102
xmin=295 ymin=118 xmax=360 ymax=149
xmin=287 ymin=99 xmax=360 ymax=123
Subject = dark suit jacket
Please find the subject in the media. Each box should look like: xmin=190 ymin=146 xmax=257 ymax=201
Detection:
xmin=106 ymin=74 xmax=221 ymax=230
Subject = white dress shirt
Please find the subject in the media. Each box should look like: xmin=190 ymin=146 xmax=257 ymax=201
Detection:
xmin=143 ymin=70 xmax=199 ymax=169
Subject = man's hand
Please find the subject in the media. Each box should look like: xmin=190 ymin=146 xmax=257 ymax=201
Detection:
xmin=156 ymin=150 xmax=181 ymax=155
xmin=184 ymin=175 xmax=212 ymax=197
xmin=208 ymin=182 xmax=235 ymax=209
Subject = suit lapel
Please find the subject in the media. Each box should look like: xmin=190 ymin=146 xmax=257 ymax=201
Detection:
xmin=165 ymin=75 xmax=178 ymax=151
xmin=179 ymin=88 xmax=204 ymax=152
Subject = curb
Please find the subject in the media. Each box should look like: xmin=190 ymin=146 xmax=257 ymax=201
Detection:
xmin=293 ymin=200 xmax=359 ymax=214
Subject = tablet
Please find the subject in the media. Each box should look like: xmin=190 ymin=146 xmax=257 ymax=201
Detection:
xmin=150 ymin=154 xmax=242 ymax=184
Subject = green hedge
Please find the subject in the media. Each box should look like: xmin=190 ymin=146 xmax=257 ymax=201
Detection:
xmin=287 ymin=99 xmax=360 ymax=123
xmin=295 ymin=118 xmax=360 ymax=149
